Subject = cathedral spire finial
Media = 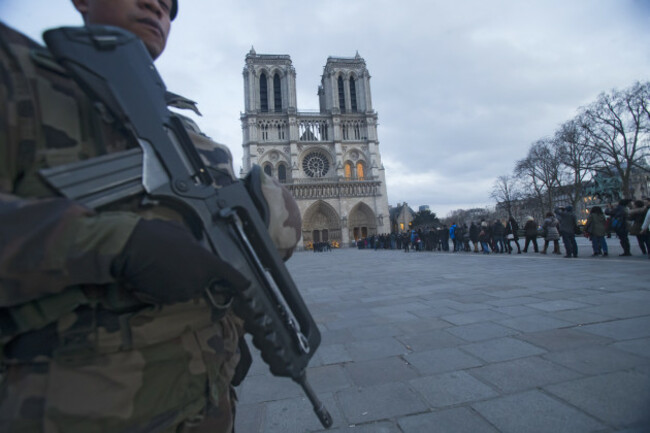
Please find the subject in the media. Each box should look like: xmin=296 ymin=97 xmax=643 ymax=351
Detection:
xmin=355 ymin=50 xmax=361 ymax=59
xmin=249 ymin=46 xmax=256 ymax=55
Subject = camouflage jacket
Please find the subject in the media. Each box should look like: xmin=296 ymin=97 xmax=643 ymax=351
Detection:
xmin=0 ymin=21 xmax=299 ymax=433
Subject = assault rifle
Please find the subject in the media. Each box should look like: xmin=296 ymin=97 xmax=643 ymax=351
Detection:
xmin=39 ymin=26 xmax=332 ymax=429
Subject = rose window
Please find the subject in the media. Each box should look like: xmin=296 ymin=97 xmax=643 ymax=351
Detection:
xmin=302 ymin=152 xmax=330 ymax=177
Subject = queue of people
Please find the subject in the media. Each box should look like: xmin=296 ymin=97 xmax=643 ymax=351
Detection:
xmin=357 ymin=197 xmax=650 ymax=259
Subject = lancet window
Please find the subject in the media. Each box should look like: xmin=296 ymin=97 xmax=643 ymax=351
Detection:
xmin=278 ymin=163 xmax=287 ymax=183
xmin=260 ymin=72 xmax=268 ymax=112
xmin=338 ymin=76 xmax=345 ymax=113
xmin=350 ymin=77 xmax=358 ymax=112
xmin=273 ymin=73 xmax=282 ymax=112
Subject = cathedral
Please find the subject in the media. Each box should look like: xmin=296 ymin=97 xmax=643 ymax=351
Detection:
xmin=240 ymin=49 xmax=390 ymax=248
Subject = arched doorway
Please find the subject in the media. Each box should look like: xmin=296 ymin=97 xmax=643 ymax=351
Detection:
xmin=303 ymin=201 xmax=341 ymax=248
xmin=348 ymin=202 xmax=377 ymax=241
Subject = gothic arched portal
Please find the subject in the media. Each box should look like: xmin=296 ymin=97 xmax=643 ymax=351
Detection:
xmin=348 ymin=202 xmax=377 ymax=241
xmin=302 ymin=200 xmax=341 ymax=247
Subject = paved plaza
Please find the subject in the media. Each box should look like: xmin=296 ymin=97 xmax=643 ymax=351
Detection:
xmin=235 ymin=239 xmax=650 ymax=433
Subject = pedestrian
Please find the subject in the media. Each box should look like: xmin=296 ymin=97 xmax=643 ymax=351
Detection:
xmin=541 ymin=212 xmax=561 ymax=254
xmin=449 ymin=222 xmax=458 ymax=252
xmin=605 ymin=199 xmax=632 ymax=256
xmin=641 ymin=199 xmax=650 ymax=259
xmin=585 ymin=206 xmax=608 ymax=256
xmin=505 ymin=216 xmax=521 ymax=254
xmin=492 ymin=219 xmax=506 ymax=253
xmin=469 ymin=221 xmax=480 ymax=253
xmin=479 ymin=221 xmax=491 ymax=254
xmin=555 ymin=206 xmax=579 ymax=258
xmin=629 ymin=200 xmax=649 ymax=255
xmin=0 ymin=2 xmax=301 ymax=432
xmin=522 ymin=216 xmax=539 ymax=253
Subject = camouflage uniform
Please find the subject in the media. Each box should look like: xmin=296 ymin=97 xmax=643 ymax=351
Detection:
xmin=0 ymin=21 xmax=300 ymax=433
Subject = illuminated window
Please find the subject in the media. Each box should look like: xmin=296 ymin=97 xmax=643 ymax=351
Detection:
xmin=356 ymin=162 xmax=365 ymax=179
xmin=400 ymin=223 xmax=404 ymax=230
xmin=344 ymin=162 xmax=352 ymax=179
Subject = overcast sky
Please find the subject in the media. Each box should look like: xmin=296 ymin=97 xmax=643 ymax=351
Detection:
xmin=2 ymin=0 xmax=649 ymax=216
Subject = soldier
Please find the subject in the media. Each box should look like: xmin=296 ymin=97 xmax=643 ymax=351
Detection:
xmin=0 ymin=1 xmax=301 ymax=432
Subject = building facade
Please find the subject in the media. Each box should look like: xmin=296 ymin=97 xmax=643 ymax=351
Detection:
xmin=240 ymin=49 xmax=390 ymax=248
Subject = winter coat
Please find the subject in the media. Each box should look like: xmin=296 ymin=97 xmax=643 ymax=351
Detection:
xmin=478 ymin=225 xmax=490 ymax=242
xmin=524 ymin=220 xmax=538 ymax=237
xmin=543 ymin=217 xmax=560 ymax=241
xmin=628 ymin=206 xmax=648 ymax=236
xmin=469 ymin=223 xmax=480 ymax=242
xmin=586 ymin=213 xmax=607 ymax=237
xmin=492 ymin=221 xmax=505 ymax=237
xmin=506 ymin=218 xmax=520 ymax=240
xmin=555 ymin=208 xmax=577 ymax=234
xmin=605 ymin=205 xmax=629 ymax=234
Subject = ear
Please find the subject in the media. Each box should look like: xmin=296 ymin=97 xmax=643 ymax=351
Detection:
xmin=71 ymin=0 xmax=90 ymax=15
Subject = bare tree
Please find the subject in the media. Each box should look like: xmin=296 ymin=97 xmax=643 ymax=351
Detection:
xmin=553 ymin=118 xmax=598 ymax=208
xmin=491 ymin=175 xmax=522 ymax=218
xmin=635 ymin=81 xmax=650 ymax=127
xmin=580 ymin=81 xmax=650 ymax=197
xmin=515 ymin=138 xmax=563 ymax=211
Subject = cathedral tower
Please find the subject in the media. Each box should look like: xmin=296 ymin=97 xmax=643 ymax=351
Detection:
xmin=241 ymin=49 xmax=390 ymax=247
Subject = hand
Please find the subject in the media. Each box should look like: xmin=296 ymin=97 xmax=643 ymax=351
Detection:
xmin=111 ymin=219 xmax=250 ymax=304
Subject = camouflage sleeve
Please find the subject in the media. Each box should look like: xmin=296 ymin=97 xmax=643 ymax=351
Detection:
xmin=258 ymin=172 xmax=302 ymax=260
xmin=0 ymin=193 xmax=140 ymax=307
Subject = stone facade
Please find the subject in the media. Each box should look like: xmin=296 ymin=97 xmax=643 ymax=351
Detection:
xmin=240 ymin=49 xmax=390 ymax=248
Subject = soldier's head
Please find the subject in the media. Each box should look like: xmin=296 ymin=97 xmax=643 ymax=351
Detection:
xmin=71 ymin=0 xmax=177 ymax=60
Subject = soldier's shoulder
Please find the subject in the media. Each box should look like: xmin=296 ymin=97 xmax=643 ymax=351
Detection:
xmin=0 ymin=21 xmax=41 ymax=51
xmin=165 ymin=92 xmax=237 ymax=181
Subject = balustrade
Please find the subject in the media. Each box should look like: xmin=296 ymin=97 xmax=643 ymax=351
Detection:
xmin=286 ymin=178 xmax=381 ymax=199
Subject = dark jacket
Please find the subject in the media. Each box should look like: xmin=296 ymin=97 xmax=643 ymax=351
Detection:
xmin=492 ymin=221 xmax=505 ymax=237
xmin=506 ymin=218 xmax=519 ymax=240
xmin=629 ymin=206 xmax=648 ymax=236
xmin=524 ymin=220 xmax=538 ymax=237
xmin=605 ymin=205 xmax=629 ymax=234
xmin=469 ymin=223 xmax=479 ymax=242
xmin=586 ymin=213 xmax=607 ymax=237
xmin=555 ymin=208 xmax=577 ymax=234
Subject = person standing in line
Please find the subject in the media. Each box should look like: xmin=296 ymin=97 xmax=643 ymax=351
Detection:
xmin=541 ymin=212 xmax=561 ymax=254
xmin=641 ymin=199 xmax=650 ymax=259
xmin=629 ymin=200 xmax=649 ymax=255
xmin=606 ymin=199 xmax=633 ymax=256
xmin=469 ymin=221 xmax=480 ymax=253
xmin=522 ymin=216 xmax=539 ymax=253
xmin=479 ymin=221 xmax=491 ymax=254
xmin=555 ymin=206 xmax=578 ymax=258
xmin=492 ymin=219 xmax=506 ymax=253
xmin=440 ymin=225 xmax=450 ymax=251
xmin=449 ymin=222 xmax=458 ymax=252
xmin=586 ymin=206 xmax=608 ymax=256
xmin=505 ymin=216 xmax=521 ymax=254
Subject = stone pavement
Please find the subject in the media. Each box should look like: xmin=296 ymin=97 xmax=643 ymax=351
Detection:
xmin=235 ymin=239 xmax=650 ymax=433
